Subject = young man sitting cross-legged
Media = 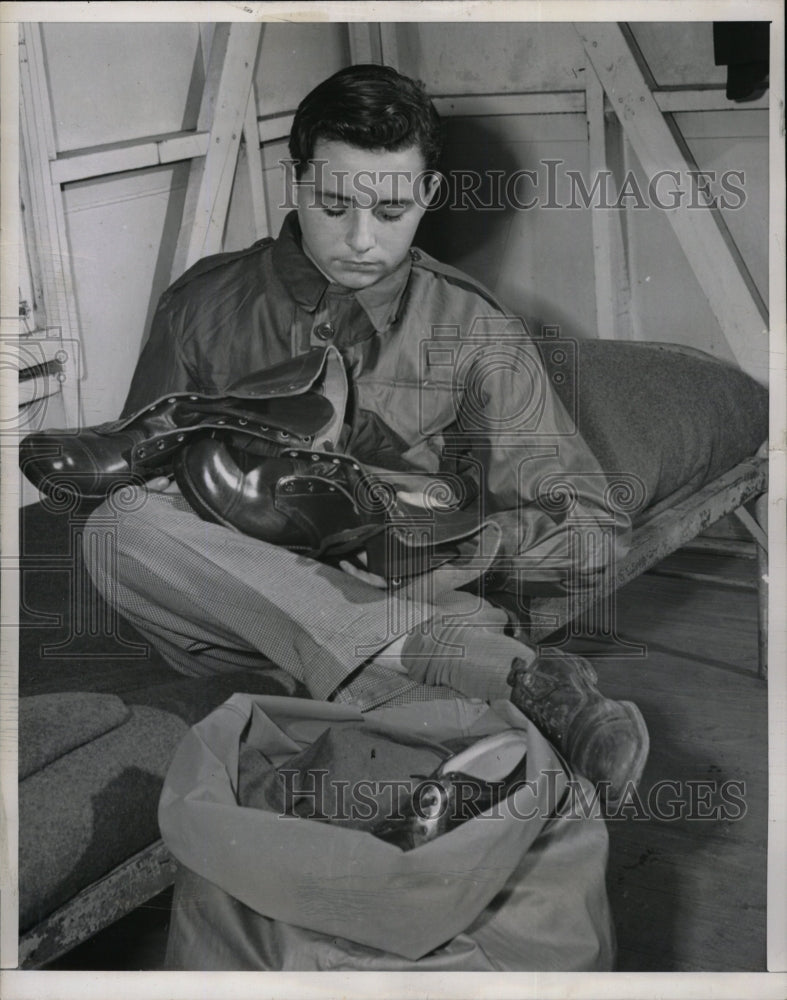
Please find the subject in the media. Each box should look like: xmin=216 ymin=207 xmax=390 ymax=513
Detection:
xmin=83 ymin=63 xmax=649 ymax=803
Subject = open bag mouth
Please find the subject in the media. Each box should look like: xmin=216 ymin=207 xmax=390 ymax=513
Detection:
xmin=437 ymin=730 xmax=528 ymax=783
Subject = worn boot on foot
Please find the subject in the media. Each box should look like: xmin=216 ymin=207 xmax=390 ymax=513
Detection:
xmin=508 ymin=653 xmax=649 ymax=805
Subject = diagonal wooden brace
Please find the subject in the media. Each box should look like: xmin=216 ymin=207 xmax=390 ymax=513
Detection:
xmin=172 ymin=23 xmax=263 ymax=279
xmin=575 ymin=22 xmax=769 ymax=387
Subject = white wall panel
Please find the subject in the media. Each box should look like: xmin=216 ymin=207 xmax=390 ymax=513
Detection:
xmin=417 ymin=113 xmax=597 ymax=338
xmin=62 ymin=165 xmax=189 ymax=424
xmin=254 ymin=22 xmax=350 ymax=117
xmin=260 ymin=138 xmax=292 ymax=240
xmin=395 ymin=22 xmax=586 ymax=94
xmin=628 ymin=22 xmax=727 ymax=88
xmin=677 ymin=110 xmax=769 ymax=302
xmin=41 ymin=22 xmax=202 ymax=152
xmin=620 ymin=108 xmax=767 ymax=357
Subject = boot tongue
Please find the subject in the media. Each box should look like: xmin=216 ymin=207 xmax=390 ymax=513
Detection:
xmin=174 ymin=394 xmax=335 ymax=438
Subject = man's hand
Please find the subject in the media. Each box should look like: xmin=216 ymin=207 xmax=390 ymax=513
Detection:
xmin=338 ymin=551 xmax=387 ymax=588
xmin=395 ymin=489 xmax=455 ymax=511
xmin=337 ymin=484 xmax=455 ymax=588
xmin=146 ymin=475 xmax=181 ymax=494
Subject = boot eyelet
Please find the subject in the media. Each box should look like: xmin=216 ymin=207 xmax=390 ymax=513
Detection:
xmin=280 ymin=431 xmax=290 ymax=439
xmin=157 ymin=441 xmax=166 ymax=450
xmin=238 ymin=418 xmax=248 ymax=426
xmin=260 ymin=425 xmax=269 ymax=432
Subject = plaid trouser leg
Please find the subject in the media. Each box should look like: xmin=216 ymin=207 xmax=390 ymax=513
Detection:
xmin=84 ymin=491 xmax=448 ymax=703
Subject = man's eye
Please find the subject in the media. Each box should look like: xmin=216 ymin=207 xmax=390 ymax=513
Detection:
xmin=322 ymin=207 xmax=346 ymax=217
xmin=378 ymin=208 xmax=407 ymax=222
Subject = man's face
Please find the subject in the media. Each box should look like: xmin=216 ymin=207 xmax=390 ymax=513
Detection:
xmin=295 ymin=139 xmax=438 ymax=289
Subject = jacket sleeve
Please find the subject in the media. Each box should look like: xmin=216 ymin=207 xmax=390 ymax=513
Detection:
xmin=450 ymin=327 xmax=632 ymax=591
xmin=121 ymin=294 xmax=200 ymax=416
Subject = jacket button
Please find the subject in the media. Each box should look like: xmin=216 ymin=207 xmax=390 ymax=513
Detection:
xmin=409 ymin=249 xmax=421 ymax=262
xmin=313 ymin=322 xmax=334 ymax=341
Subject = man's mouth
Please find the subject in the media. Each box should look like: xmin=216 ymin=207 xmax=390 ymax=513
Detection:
xmin=339 ymin=260 xmax=380 ymax=269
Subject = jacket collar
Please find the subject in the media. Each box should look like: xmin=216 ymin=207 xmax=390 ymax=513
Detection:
xmin=272 ymin=211 xmax=411 ymax=333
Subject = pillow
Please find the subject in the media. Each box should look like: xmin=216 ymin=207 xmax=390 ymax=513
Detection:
xmin=541 ymin=340 xmax=768 ymax=522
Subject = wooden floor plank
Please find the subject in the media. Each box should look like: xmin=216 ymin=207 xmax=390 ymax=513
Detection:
xmin=574 ymin=552 xmax=768 ymax=971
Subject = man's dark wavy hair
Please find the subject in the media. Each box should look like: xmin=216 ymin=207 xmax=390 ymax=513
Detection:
xmin=289 ymin=64 xmax=443 ymax=177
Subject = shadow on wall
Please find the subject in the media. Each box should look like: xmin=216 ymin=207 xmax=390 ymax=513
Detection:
xmin=415 ymin=116 xmax=581 ymax=337
xmin=416 ymin=117 xmax=520 ymax=303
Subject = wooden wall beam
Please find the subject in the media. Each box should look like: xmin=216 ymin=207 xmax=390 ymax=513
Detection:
xmin=655 ymin=89 xmax=769 ymax=113
xmin=50 ymin=132 xmax=211 ymax=186
xmin=170 ymin=23 xmax=262 ymax=280
xmin=585 ymin=60 xmax=633 ymax=341
xmin=433 ymin=92 xmax=585 ymax=117
xmin=19 ymin=22 xmax=81 ymax=426
xmin=43 ymin=88 xmax=768 ymax=188
xmin=347 ymin=23 xmax=383 ymax=64
xmin=257 ymin=113 xmax=294 ymax=146
xmin=379 ymin=24 xmax=400 ymax=68
xmin=575 ymin=22 xmax=769 ymax=385
xmin=241 ymin=81 xmax=270 ymax=240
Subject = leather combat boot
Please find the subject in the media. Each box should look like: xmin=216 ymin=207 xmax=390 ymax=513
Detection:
xmin=508 ymin=654 xmax=649 ymax=805
xmin=173 ymin=433 xmax=487 ymax=586
xmin=173 ymin=437 xmax=380 ymax=554
xmin=19 ymin=347 xmax=347 ymax=499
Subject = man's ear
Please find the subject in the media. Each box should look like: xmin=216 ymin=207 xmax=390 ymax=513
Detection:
xmin=418 ymin=170 xmax=443 ymax=210
xmin=282 ymin=157 xmax=300 ymax=210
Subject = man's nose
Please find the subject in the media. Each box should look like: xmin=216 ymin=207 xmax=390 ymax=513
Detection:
xmin=345 ymin=210 xmax=376 ymax=254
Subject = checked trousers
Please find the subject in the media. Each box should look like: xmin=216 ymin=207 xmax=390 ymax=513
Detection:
xmin=85 ymin=490 xmax=529 ymax=711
